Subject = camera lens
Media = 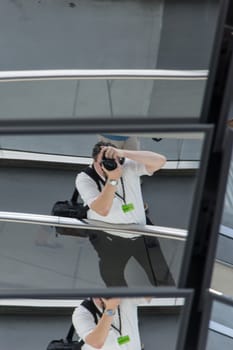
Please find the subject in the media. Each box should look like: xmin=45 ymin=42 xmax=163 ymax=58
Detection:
xmin=101 ymin=152 xmax=125 ymax=171
xmin=102 ymin=158 xmax=118 ymax=171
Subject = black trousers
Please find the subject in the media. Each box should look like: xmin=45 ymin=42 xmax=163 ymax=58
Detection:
xmin=89 ymin=232 xmax=175 ymax=287
xmin=89 ymin=233 xmax=155 ymax=286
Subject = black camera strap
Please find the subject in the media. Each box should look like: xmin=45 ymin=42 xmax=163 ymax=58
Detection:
xmin=71 ymin=166 xmax=103 ymax=204
xmin=114 ymin=178 xmax=126 ymax=204
xmin=85 ymin=164 xmax=127 ymax=205
xmin=110 ymin=307 xmax=122 ymax=336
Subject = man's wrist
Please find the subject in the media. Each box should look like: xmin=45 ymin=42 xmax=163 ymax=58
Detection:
xmin=107 ymin=179 xmax=118 ymax=186
xmin=118 ymin=149 xmax=125 ymax=158
xmin=104 ymin=309 xmax=116 ymax=316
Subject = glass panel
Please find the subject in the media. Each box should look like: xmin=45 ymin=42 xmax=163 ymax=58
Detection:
xmin=0 ymin=133 xmax=203 ymax=160
xmin=0 ymin=0 xmax=221 ymax=124
xmin=0 ymin=78 xmax=206 ymax=121
xmin=0 ymin=132 xmax=205 ymax=231
xmin=0 ymin=295 xmax=190 ymax=350
xmin=0 ymin=129 xmax=208 ymax=292
xmin=0 ymin=0 xmax=219 ymax=70
xmin=211 ymin=150 xmax=233 ymax=296
xmin=0 ymin=221 xmax=183 ymax=290
xmin=206 ymin=299 xmax=233 ymax=350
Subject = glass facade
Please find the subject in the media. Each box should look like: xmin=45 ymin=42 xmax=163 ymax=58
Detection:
xmin=0 ymin=78 xmax=206 ymax=120
xmin=0 ymin=1 xmax=232 ymax=350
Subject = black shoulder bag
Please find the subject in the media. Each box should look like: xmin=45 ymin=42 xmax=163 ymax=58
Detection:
xmin=46 ymin=299 xmax=101 ymax=350
xmin=51 ymin=166 xmax=103 ymax=237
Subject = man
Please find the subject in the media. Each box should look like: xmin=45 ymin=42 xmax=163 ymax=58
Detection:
xmin=76 ymin=141 xmax=168 ymax=286
xmin=76 ymin=141 xmax=166 ymax=225
xmin=72 ymin=297 xmax=150 ymax=350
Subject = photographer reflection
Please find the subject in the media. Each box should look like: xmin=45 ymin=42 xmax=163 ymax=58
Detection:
xmin=76 ymin=141 xmax=171 ymax=286
xmin=72 ymin=297 xmax=151 ymax=350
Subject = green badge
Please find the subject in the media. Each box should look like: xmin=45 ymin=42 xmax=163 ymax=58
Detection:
xmin=122 ymin=203 xmax=135 ymax=213
xmin=117 ymin=335 xmax=130 ymax=345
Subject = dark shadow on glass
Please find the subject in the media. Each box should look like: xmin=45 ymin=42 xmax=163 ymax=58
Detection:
xmin=211 ymin=149 xmax=233 ymax=296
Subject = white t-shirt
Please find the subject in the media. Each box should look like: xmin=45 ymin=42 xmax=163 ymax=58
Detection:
xmin=72 ymin=298 xmax=146 ymax=350
xmin=76 ymin=159 xmax=151 ymax=226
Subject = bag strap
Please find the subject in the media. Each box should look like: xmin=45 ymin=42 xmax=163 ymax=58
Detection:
xmin=81 ymin=298 xmax=102 ymax=323
xmin=66 ymin=324 xmax=76 ymax=342
xmin=66 ymin=298 xmax=101 ymax=343
xmin=71 ymin=166 xmax=103 ymax=204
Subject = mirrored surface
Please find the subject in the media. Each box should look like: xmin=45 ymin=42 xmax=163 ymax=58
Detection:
xmin=0 ymin=133 xmax=203 ymax=160
xmin=0 ymin=221 xmax=183 ymax=290
xmin=211 ymin=150 xmax=233 ymax=296
xmin=0 ymin=78 xmax=206 ymax=121
xmin=0 ymin=130 xmax=208 ymax=292
xmin=0 ymin=0 xmax=219 ymax=70
xmin=0 ymin=132 xmax=205 ymax=231
xmin=0 ymin=0 xmax=221 ymax=121
xmin=0 ymin=295 xmax=189 ymax=350
xmin=206 ymin=299 xmax=233 ymax=350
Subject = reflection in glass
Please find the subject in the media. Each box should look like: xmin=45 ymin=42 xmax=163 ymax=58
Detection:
xmin=0 ymin=222 xmax=181 ymax=290
xmin=0 ymin=133 xmax=204 ymax=233
xmin=0 ymin=131 xmax=207 ymax=291
xmin=0 ymin=133 xmax=203 ymax=159
xmin=0 ymin=131 xmax=206 ymax=291
xmin=0 ymin=296 xmax=189 ymax=350
xmin=0 ymin=78 xmax=206 ymax=121
xmin=211 ymin=152 xmax=233 ymax=296
xmin=206 ymin=300 xmax=233 ymax=350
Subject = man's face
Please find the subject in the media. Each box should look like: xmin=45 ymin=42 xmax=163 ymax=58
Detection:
xmin=96 ymin=147 xmax=105 ymax=164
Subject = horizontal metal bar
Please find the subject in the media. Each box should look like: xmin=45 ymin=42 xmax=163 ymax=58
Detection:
xmin=0 ymin=297 xmax=185 ymax=308
xmin=0 ymin=149 xmax=91 ymax=165
xmin=0 ymin=211 xmax=187 ymax=241
xmin=219 ymin=224 xmax=233 ymax=239
xmin=0 ymin=119 xmax=212 ymax=135
xmin=208 ymin=289 xmax=233 ymax=308
xmin=0 ymin=69 xmax=208 ymax=82
xmin=0 ymin=149 xmax=199 ymax=169
xmin=0 ymin=287 xmax=192 ymax=300
xmin=209 ymin=321 xmax=233 ymax=339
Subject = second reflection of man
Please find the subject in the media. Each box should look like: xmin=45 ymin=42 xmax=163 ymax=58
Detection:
xmin=72 ymin=297 xmax=151 ymax=350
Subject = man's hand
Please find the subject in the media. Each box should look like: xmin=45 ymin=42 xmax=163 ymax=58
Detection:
xmin=101 ymin=146 xmax=124 ymax=159
xmin=102 ymin=298 xmax=121 ymax=310
xmin=102 ymin=160 xmax=123 ymax=180
xmin=100 ymin=146 xmax=123 ymax=180
xmin=100 ymin=145 xmax=166 ymax=174
xmin=85 ymin=298 xmax=121 ymax=348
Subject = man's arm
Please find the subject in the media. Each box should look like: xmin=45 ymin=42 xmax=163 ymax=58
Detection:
xmin=89 ymin=162 xmax=122 ymax=216
xmin=85 ymin=299 xmax=120 ymax=348
xmin=102 ymin=146 xmax=166 ymax=174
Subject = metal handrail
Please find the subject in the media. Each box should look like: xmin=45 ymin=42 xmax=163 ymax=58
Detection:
xmin=0 ymin=149 xmax=200 ymax=169
xmin=0 ymin=211 xmax=187 ymax=241
xmin=0 ymin=69 xmax=208 ymax=82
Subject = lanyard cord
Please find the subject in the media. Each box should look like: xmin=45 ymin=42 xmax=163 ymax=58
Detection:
xmin=91 ymin=165 xmax=126 ymax=204
xmin=114 ymin=178 xmax=126 ymax=204
xmin=101 ymin=305 xmax=122 ymax=335
xmin=111 ymin=307 xmax=122 ymax=336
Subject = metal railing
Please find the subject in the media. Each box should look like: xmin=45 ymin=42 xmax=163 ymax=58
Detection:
xmin=0 ymin=211 xmax=187 ymax=241
xmin=0 ymin=69 xmax=208 ymax=82
xmin=0 ymin=149 xmax=200 ymax=169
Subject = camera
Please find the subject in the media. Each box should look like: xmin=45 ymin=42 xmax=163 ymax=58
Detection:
xmin=101 ymin=152 xmax=125 ymax=171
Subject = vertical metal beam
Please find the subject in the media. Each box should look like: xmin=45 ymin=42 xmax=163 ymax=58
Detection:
xmin=178 ymin=0 xmax=233 ymax=349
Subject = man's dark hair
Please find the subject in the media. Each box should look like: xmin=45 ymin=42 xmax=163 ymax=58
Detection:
xmin=92 ymin=141 xmax=117 ymax=161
